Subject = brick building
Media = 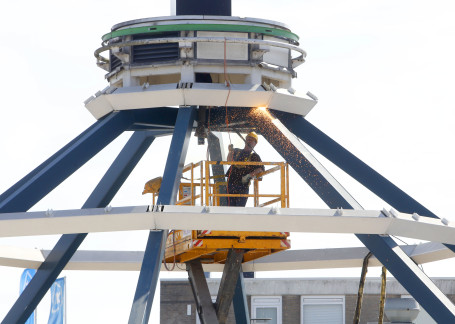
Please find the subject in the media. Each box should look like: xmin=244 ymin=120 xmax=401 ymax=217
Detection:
xmin=161 ymin=277 xmax=455 ymax=323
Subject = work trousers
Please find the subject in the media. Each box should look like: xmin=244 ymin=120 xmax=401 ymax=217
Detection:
xmin=227 ymin=182 xmax=249 ymax=207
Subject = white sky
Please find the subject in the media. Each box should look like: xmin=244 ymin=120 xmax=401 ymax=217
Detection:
xmin=1 ymin=0 xmax=455 ymax=322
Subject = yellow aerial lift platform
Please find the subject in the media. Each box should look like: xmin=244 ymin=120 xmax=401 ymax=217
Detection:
xmin=144 ymin=160 xmax=291 ymax=266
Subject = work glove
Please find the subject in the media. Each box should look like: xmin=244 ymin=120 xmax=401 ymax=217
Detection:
xmin=241 ymin=174 xmax=252 ymax=184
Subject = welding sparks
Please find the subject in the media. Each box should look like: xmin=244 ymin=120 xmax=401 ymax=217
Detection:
xmin=253 ymin=106 xmax=274 ymax=120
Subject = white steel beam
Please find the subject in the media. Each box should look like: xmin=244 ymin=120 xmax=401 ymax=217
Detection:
xmin=1 ymin=205 xmax=454 ymax=244
xmin=0 ymin=242 xmax=452 ymax=272
xmin=85 ymin=83 xmax=317 ymax=119
xmin=245 ymin=243 xmax=455 ymax=272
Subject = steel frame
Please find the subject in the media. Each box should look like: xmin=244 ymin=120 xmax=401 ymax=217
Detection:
xmin=1 ymin=105 xmax=455 ymax=323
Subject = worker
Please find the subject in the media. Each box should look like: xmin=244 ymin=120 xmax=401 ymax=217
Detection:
xmin=226 ymin=132 xmax=265 ymax=207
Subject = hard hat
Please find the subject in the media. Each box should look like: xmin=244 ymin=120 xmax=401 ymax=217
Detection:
xmin=246 ymin=131 xmax=258 ymax=143
xmin=142 ymin=176 xmax=163 ymax=195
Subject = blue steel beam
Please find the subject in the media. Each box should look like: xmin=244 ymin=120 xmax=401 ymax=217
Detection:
xmin=258 ymin=111 xmax=455 ymax=323
xmin=2 ymin=234 xmax=87 ymax=324
xmin=0 ymin=111 xmax=135 ymax=213
xmin=157 ymin=107 xmax=197 ymax=204
xmin=355 ymin=234 xmax=455 ymax=322
xmin=273 ymin=111 xmax=436 ymax=218
xmin=87 ymin=131 xmax=165 ymax=207
xmin=0 ymin=120 xmax=109 ymax=204
xmin=128 ymin=106 xmax=197 ymax=324
xmin=0 ymin=107 xmax=176 ymax=206
xmin=1 ymin=127 xmax=153 ymax=324
xmin=273 ymin=111 xmax=455 ymax=256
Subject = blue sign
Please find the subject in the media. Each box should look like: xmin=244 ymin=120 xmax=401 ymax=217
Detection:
xmin=20 ymin=269 xmax=37 ymax=324
xmin=48 ymin=277 xmax=65 ymax=324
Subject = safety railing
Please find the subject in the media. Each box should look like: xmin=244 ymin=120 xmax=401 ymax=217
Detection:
xmin=177 ymin=161 xmax=204 ymax=206
xmin=157 ymin=160 xmax=289 ymax=207
xmin=206 ymin=161 xmax=289 ymax=208
xmin=95 ymin=36 xmax=306 ymax=67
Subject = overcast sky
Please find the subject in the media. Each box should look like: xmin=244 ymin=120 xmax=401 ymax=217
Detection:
xmin=1 ymin=0 xmax=455 ymax=322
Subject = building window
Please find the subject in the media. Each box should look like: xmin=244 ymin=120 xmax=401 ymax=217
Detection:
xmin=301 ymin=296 xmax=345 ymax=324
xmin=251 ymin=296 xmax=282 ymax=324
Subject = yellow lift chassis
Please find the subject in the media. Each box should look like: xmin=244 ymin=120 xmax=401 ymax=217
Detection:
xmin=144 ymin=160 xmax=291 ymax=265
xmin=164 ymin=229 xmax=290 ymax=264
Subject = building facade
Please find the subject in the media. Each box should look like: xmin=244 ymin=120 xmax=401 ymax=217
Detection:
xmin=161 ymin=278 xmax=455 ymax=324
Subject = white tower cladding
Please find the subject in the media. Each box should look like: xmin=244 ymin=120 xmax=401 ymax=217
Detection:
xmin=85 ymin=15 xmax=317 ymax=119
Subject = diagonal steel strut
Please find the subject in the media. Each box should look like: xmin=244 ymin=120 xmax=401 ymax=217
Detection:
xmin=255 ymin=109 xmax=455 ymax=323
xmin=1 ymin=123 xmax=154 ymax=324
xmin=128 ymin=106 xmax=197 ymax=324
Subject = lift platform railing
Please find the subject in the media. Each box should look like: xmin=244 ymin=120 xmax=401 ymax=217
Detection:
xmin=151 ymin=160 xmax=290 ymax=207
xmin=206 ymin=161 xmax=289 ymax=208
xmin=177 ymin=161 xmax=204 ymax=206
xmin=150 ymin=161 xmax=205 ymax=206
xmin=153 ymin=160 xmax=288 ymax=207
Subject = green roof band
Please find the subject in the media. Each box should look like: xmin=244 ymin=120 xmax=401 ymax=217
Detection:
xmin=102 ymin=23 xmax=299 ymax=43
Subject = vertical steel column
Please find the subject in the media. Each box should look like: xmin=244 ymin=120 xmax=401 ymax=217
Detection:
xmin=187 ymin=259 xmax=219 ymax=324
xmin=233 ymin=266 xmax=250 ymax=324
xmin=157 ymin=107 xmax=197 ymax=205
xmin=207 ymin=132 xmax=228 ymax=206
xmin=216 ymin=249 xmax=245 ymax=324
xmin=1 ymin=127 xmax=152 ymax=324
xmin=128 ymin=106 xmax=196 ymax=324
xmin=258 ymin=112 xmax=455 ymax=323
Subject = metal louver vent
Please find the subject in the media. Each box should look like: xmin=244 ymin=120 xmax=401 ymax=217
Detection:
xmin=109 ymin=51 xmax=122 ymax=71
xmin=132 ymin=32 xmax=180 ymax=64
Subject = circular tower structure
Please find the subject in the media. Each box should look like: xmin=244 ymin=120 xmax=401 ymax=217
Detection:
xmin=85 ymin=0 xmax=316 ymax=121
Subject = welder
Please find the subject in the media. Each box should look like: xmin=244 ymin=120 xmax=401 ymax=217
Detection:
xmin=226 ymin=132 xmax=264 ymax=207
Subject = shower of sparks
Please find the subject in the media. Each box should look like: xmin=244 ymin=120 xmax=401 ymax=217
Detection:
xmin=252 ymin=106 xmax=274 ymax=121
